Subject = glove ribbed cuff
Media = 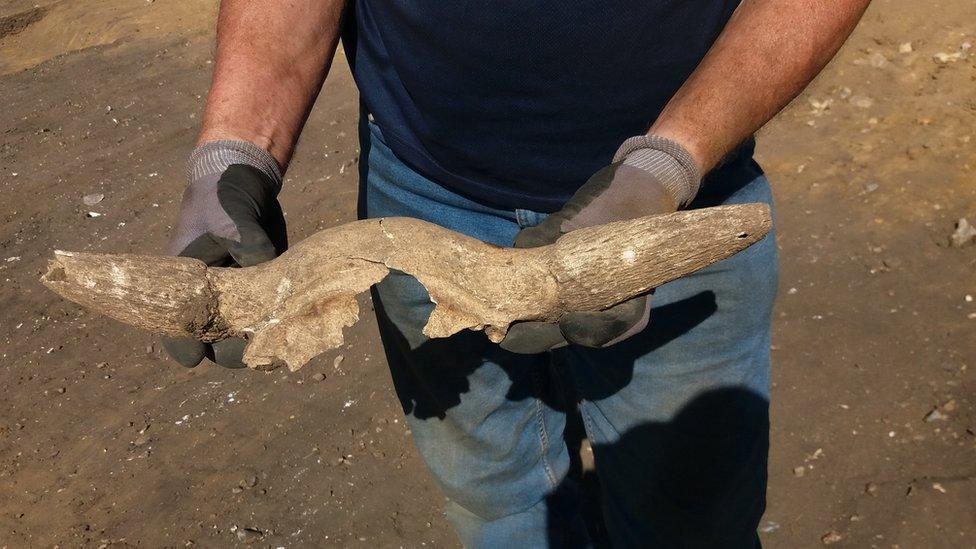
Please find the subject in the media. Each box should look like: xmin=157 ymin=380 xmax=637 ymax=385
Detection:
xmin=613 ymin=135 xmax=701 ymax=207
xmin=187 ymin=140 xmax=283 ymax=192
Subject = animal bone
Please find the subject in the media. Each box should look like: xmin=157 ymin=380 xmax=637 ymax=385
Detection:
xmin=41 ymin=204 xmax=771 ymax=371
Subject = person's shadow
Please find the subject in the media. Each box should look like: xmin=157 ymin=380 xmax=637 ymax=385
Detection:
xmin=373 ymin=288 xmax=768 ymax=548
xmin=556 ymin=387 xmax=768 ymax=548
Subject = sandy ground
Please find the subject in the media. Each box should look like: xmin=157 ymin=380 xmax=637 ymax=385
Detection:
xmin=1 ymin=0 xmax=974 ymax=547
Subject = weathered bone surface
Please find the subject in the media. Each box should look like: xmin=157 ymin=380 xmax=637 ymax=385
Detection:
xmin=41 ymin=204 xmax=771 ymax=371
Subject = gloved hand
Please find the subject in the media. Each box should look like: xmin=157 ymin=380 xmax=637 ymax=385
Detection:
xmin=500 ymin=135 xmax=701 ymax=354
xmin=162 ymin=140 xmax=287 ymax=368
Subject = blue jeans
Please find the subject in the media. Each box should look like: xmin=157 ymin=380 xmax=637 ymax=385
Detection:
xmin=359 ymin=118 xmax=778 ymax=548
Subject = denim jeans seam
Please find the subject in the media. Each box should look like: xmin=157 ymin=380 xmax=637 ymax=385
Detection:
xmin=534 ymin=398 xmax=559 ymax=489
xmin=578 ymin=403 xmax=600 ymax=446
xmin=531 ymin=369 xmax=559 ymax=490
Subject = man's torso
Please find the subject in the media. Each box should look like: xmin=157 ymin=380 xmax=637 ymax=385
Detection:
xmin=343 ymin=1 xmax=743 ymax=211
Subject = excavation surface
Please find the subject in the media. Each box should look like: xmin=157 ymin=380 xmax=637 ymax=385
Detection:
xmin=1 ymin=0 xmax=974 ymax=546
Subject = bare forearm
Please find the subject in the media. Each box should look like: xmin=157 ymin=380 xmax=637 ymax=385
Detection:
xmin=651 ymin=0 xmax=871 ymax=172
xmin=198 ymin=0 xmax=345 ymax=168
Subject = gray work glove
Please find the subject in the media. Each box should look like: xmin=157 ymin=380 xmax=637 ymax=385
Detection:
xmin=162 ymin=140 xmax=287 ymax=368
xmin=500 ymin=135 xmax=701 ymax=354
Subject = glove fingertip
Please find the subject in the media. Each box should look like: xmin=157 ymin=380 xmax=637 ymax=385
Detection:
xmin=162 ymin=337 xmax=209 ymax=368
xmin=222 ymin=232 xmax=278 ymax=267
xmin=499 ymin=321 xmax=567 ymax=354
xmin=513 ymin=214 xmax=565 ymax=249
xmin=212 ymin=338 xmax=249 ymax=369
xmin=229 ymin=246 xmax=278 ymax=267
xmin=559 ymin=296 xmax=650 ymax=348
xmin=513 ymin=229 xmax=544 ymax=249
xmin=558 ymin=313 xmax=614 ymax=348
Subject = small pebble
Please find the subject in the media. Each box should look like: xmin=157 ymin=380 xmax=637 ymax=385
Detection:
xmin=867 ymin=51 xmax=888 ymax=68
xmin=933 ymin=51 xmax=963 ymax=64
xmin=312 ymin=372 xmax=326 ymax=382
xmin=236 ymin=527 xmax=264 ymax=544
xmin=850 ymin=95 xmax=874 ymax=109
xmin=923 ymin=408 xmax=947 ymax=422
xmin=83 ymin=193 xmax=104 ymax=206
xmin=821 ymin=531 xmax=843 ymax=545
xmin=950 ymin=218 xmax=976 ymax=247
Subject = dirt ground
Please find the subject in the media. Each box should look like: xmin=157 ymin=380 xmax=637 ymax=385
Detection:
xmin=1 ymin=0 xmax=974 ymax=547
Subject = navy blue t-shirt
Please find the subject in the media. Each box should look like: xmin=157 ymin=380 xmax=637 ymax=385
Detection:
xmin=343 ymin=1 xmax=742 ymax=212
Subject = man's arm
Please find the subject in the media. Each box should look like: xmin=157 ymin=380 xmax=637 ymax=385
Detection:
xmin=163 ymin=1 xmax=345 ymax=368
xmin=503 ymin=1 xmax=870 ymax=353
xmin=198 ymin=0 xmax=346 ymax=168
xmin=651 ymin=0 xmax=872 ymax=172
